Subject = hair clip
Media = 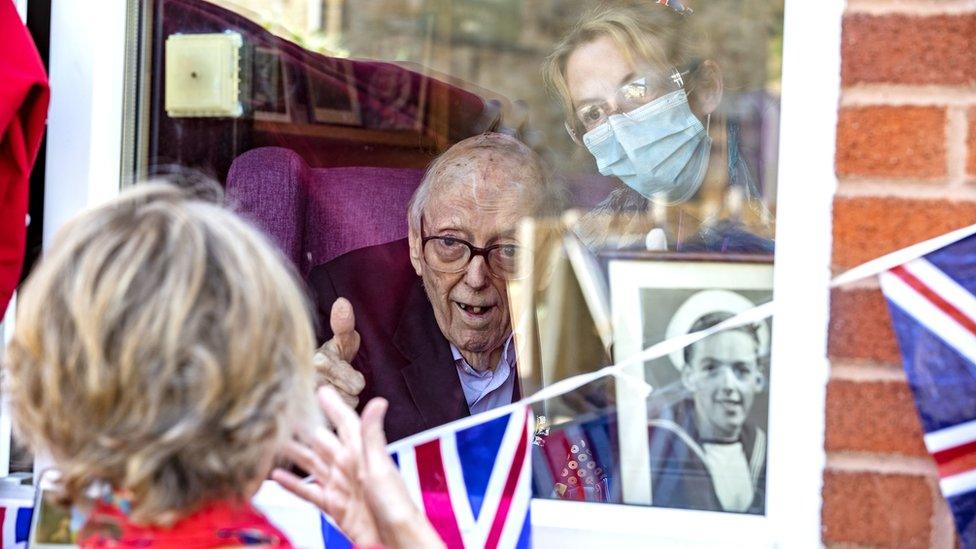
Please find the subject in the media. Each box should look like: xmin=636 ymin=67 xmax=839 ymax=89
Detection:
xmin=670 ymin=69 xmax=685 ymax=88
xmin=656 ymin=0 xmax=694 ymax=16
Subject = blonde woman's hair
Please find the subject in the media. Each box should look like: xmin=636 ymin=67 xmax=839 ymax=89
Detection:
xmin=542 ymin=2 xmax=702 ymax=136
xmin=543 ymin=1 xmax=780 ymax=135
xmin=5 ymin=182 xmax=319 ymax=525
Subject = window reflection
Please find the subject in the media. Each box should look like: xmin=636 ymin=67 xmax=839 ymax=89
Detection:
xmin=140 ymin=0 xmax=783 ymax=515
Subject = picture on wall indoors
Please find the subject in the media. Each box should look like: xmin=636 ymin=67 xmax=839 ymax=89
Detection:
xmin=610 ymin=255 xmax=773 ymax=514
xmin=307 ymin=57 xmax=362 ymax=126
xmin=251 ymin=46 xmax=292 ymax=122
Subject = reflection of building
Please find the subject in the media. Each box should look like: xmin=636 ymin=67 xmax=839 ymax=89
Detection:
xmin=210 ymin=0 xmax=348 ymax=51
xmin=210 ymin=0 xmax=315 ymax=34
xmin=210 ymin=0 xmax=785 ymax=187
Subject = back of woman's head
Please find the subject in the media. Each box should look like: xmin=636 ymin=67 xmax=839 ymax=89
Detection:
xmin=5 ymin=182 xmax=318 ymax=525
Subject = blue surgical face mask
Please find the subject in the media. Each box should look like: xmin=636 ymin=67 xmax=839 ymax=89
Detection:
xmin=582 ymin=89 xmax=711 ymax=204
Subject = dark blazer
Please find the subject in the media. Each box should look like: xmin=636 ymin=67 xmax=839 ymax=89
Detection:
xmin=307 ymin=238 xmax=471 ymax=442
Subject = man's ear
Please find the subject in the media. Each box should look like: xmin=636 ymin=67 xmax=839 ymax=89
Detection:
xmin=688 ymin=59 xmax=723 ymax=119
xmin=681 ymin=365 xmax=696 ymax=392
xmin=755 ymin=371 xmax=767 ymax=393
xmin=408 ymin=224 xmax=423 ymax=276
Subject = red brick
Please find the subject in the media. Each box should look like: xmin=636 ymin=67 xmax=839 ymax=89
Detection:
xmin=822 ymin=471 xmax=932 ymax=547
xmin=825 ymin=379 xmax=928 ymax=456
xmin=829 ymin=288 xmax=901 ymax=364
xmin=842 ymin=14 xmax=976 ymax=86
xmin=836 ymin=106 xmax=946 ymax=179
xmin=832 ymin=196 xmax=976 ymax=270
xmin=968 ymin=107 xmax=976 ymax=178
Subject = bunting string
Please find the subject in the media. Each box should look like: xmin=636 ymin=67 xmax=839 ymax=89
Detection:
xmin=389 ymin=223 xmax=976 ymax=452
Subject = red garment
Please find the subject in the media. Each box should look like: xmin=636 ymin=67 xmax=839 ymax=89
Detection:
xmin=78 ymin=498 xmax=294 ymax=548
xmin=0 ymin=1 xmax=49 ymax=318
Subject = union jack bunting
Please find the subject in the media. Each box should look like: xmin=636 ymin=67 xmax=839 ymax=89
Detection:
xmin=0 ymin=501 xmax=32 ymax=549
xmin=322 ymin=407 xmax=534 ymax=549
xmin=880 ymin=233 xmax=976 ymax=545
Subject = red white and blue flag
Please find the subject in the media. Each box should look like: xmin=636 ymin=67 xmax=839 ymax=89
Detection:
xmin=0 ymin=501 xmax=32 ymax=549
xmin=321 ymin=407 xmax=533 ymax=549
xmin=880 ymin=234 xmax=976 ymax=545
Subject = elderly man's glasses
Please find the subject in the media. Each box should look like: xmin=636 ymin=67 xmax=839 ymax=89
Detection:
xmin=566 ymin=67 xmax=691 ymax=143
xmin=420 ymin=219 xmax=525 ymax=280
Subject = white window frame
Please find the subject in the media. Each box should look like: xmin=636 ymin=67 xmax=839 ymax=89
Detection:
xmin=43 ymin=0 xmax=128 ymax=246
xmin=28 ymin=0 xmax=129 ymax=478
xmin=14 ymin=0 xmax=27 ymax=22
xmin=40 ymin=0 xmax=841 ymax=545
xmin=0 ymin=294 xmax=17 ymax=477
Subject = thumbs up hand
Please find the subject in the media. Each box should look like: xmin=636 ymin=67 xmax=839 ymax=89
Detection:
xmin=313 ymin=298 xmax=366 ymax=408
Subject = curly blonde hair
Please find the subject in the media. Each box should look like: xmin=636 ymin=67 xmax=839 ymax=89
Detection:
xmin=5 ymin=182 xmax=318 ymax=525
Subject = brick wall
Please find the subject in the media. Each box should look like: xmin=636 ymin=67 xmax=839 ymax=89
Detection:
xmin=824 ymin=1 xmax=976 ymax=547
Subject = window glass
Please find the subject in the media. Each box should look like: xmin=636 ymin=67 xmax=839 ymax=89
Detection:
xmin=136 ymin=0 xmax=783 ymax=515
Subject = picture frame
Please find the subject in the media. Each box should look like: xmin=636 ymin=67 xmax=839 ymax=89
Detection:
xmin=251 ymin=46 xmax=292 ymax=123
xmin=510 ymin=216 xmax=612 ymax=415
xmin=607 ymin=252 xmax=774 ymax=510
xmin=307 ymin=57 xmax=362 ymax=126
xmin=360 ymin=61 xmax=426 ymax=131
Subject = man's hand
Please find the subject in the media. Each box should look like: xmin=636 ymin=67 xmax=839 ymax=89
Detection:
xmin=314 ymin=298 xmax=365 ymax=408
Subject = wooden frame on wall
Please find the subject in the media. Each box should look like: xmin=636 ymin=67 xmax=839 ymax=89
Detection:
xmin=307 ymin=57 xmax=361 ymax=126
xmin=252 ymin=45 xmax=293 ymax=123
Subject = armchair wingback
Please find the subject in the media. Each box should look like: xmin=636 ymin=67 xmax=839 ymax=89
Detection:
xmin=226 ymin=147 xmax=424 ymax=276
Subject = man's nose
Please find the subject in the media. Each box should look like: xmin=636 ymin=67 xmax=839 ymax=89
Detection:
xmin=719 ymin=366 xmax=737 ymax=388
xmin=463 ymin=254 xmax=490 ymax=289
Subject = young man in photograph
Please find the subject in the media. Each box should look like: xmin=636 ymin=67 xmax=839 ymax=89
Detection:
xmin=647 ymin=311 xmax=768 ymax=514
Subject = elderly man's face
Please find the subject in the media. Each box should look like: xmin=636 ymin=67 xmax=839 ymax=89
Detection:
xmin=682 ymin=330 xmax=764 ymax=442
xmin=409 ymin=152 xmax=535 ymax=372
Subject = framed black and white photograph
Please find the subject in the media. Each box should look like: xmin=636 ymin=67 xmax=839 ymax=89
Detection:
xmin=251 ymin=46 xmax=292 ymax=122
xmin=307 ymin=57 xmax=362 ymax=126
xmin=608 ymin=253 xmax=774 ymax=513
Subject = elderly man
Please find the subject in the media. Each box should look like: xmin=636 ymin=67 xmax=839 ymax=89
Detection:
xmin=648 ymin=311 xmax=768 ymax=514
xmin=308 ymin=133 xmax=548 ymax=442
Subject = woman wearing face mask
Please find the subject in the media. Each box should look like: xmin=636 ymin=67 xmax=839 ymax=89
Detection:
xmin=543 ymin=1 xmax=776 ymax=252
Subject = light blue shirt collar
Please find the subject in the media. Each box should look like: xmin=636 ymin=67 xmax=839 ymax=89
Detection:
xmin=451 ymin=334 xmax=516 ymax=414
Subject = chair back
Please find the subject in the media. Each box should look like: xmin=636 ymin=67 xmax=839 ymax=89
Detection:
xmin=226 ymin=147 xmax=423 ymax=275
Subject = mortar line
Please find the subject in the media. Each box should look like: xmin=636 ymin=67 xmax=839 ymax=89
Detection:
xmin=842 ymin=85 xmax=976 ymax=107
xmin=846 ymin=0 xmax=976 ymax=15
xmin=826 ymin=451 xmax=937 ymax=476
xmin=829 ymin=363 xmax=907 ymax=382
xmin=947 ymin=106 xmax=969 ymax=187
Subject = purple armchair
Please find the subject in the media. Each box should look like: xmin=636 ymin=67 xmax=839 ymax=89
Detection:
xmin=226 ymin=147 xmax=424 ymax=276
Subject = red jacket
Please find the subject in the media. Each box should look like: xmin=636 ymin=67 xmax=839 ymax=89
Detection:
xmin=0 ymin=1 xmax=49 ymax=318
xmin=79 ymin=499 xmax=294 ymax=548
